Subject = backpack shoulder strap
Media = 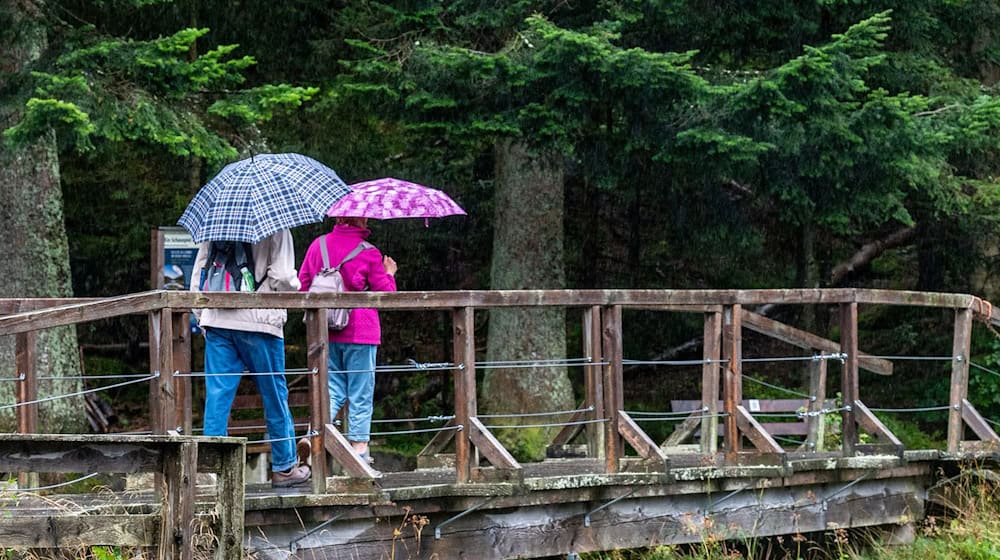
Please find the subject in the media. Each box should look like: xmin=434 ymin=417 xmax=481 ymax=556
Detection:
xmin=319 ymin=234 xmax=333 ymax=269
xmin=332 ymin=241 xmax=371 ymax=272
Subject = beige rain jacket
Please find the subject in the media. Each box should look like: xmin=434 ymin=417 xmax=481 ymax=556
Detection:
xmin=190 ymin=230 xmax=300 ymax=338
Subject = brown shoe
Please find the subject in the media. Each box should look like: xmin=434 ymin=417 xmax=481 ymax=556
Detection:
xmin=272 ymin=464 xmax=311 ymax=488
xmin=297 ymin=437 xmax=312 ymax=466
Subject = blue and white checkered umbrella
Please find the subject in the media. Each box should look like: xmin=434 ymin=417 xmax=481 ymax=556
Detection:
xmin=178 ymin=153 xmax=353 ymax=243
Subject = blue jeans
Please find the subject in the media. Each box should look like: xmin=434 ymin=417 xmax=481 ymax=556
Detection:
xmin=203 ymin=327 xmax=297 ymax=472
xmin=328 ymin=343 xmax=377 ymax=442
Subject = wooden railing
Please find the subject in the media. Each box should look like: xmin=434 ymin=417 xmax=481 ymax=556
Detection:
xmin=2 ymin=289 xmax=1000 ymax=493
xmin=0 ymin=434 xmax=244 ymax=559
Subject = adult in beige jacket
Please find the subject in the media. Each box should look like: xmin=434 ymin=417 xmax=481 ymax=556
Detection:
xmin=190 ymin=229 xmax=310 ymax=487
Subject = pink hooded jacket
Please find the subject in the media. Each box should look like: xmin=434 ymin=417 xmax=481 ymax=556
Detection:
xmin=298 ymin=224 xmax=397 ymax=345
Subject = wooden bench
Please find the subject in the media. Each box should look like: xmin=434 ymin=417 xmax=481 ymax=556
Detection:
xmin=670 ymin=398 xmax=835 ymax=440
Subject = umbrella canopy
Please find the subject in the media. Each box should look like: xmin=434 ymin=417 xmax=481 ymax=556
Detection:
xmin=179 ymin=153 xmax=352 ymax=243
xmin=326 ymin=177 xmax=466 ymax=221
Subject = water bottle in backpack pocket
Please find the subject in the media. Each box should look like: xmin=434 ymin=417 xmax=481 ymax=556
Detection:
xmin=308 ymin=236 xmax=372 ymax=330
xmin=200 ymin=241 xmax=264 ymax=292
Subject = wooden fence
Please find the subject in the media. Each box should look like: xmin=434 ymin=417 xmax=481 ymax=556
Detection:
xmin=2 ymin=288 xmax=1000 ymax=496
xmin=0 ymin=434 xmax=244 ymax=559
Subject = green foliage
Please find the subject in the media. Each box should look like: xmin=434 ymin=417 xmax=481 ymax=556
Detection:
xmin=5 ymin=21 xmax=317 ymax=165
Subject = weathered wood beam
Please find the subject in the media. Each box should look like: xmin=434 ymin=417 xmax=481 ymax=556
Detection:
xmin=323 ymin=423 xmax=379 ymax=479
xmin=662 ymin=412 xmax=701 ymax=448
xmin=452 ymin=307 xmax=476 ymax=483
xmin=702 ymin=310 xmax=722 ymax=454
xmin=602 ymin=305 xmax=624 ymax=473
xmin=418 ymin=418 xmax=457 ymax=457
xmin=617 ymin=411 xmax=668 ymax=471
xmin=468 ymin=417 xmax=521 ymax=471
xmin=14 ymin=330 xmax=38 ymax=490
xmin=0 ymin=515 xmax=160 ymax=547
xmin=0 ymin=291 xmax=166 ymax=334
xmin=948 ymin=308 xmax=973 ymax=453
xmin=741 ymin=310 xmax=893 ymax=375
xmin=840 ymin=303 xmax=859 ymax=455
xmin=160 ymin=440 xmax=196 ymax=560
xmin=305 ymin=308 xmax=330 ymax=493
xmin=734 ymin=406 xmax=785 ymax=455
xmin=584 ymin=306 xmax=605 ymax=459
xmin=962 ymin=399 xmax=1000 ymax=443
xmin=853 ymin=401 xmax=903 ymax=455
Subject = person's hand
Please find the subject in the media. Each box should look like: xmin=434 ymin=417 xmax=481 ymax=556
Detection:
xmin=383 ymin=255 xmax=398 ymax=276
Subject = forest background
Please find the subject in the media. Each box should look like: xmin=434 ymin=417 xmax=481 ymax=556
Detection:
xmin=3 ymin=0 xmax=1000 ymax=459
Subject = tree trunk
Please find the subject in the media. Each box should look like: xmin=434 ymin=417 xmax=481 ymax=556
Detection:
xmin=481 ymin=139 xmax=573 ymax=460
xmin=0 ymin=2 xmax=84 ymax=432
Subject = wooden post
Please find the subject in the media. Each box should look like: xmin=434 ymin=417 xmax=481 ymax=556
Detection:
xmin=150 ymin=228 xmax=165 ymax=291
xmin=452 ymin=307 xmax=476 ymax=483
xmin=583 ymin=306 xmax=605 ymax=459
xmin=305 ymin=309 xmax=330 ymax=493
xmin=840 ymin=302 xmax=859 ymax=455
xmin=215 ymin=440 xmax=245 ymax=560
xmin=15 ymin=331 xmax=38 ymax=490
xmin=805 ymin=355 xmax=828 ymax=452
xmin=601 ymin=305 xmax=623 ymax=473
xmin=160 ymin=440 xmax=196 ymax=560
xmin=149 ymin=309 xmax=177 ymax=434
xmin=947 ymin=307 xmax=973 ymax=453
xmin=722 ymin=305 xmax=743 ymax=458
xmin=701 ymin=311 xmax=722 ymax=455
xmin=172 ymin=312 xmax=192 ymax=435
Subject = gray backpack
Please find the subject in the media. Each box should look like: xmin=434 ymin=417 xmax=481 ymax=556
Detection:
xmin=308 ymin=235 xmax=373 ymax=330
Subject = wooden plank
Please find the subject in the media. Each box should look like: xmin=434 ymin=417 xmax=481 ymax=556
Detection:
xmin=853 ymin=400 xmax=903 ymax=455
xmin=150 ymin=228 xmax=165 ymax=292
xmin=840 ymin=302 xmax=859 ymax=455
xmin=418 ymin=418 xmax=458 ymax=457
xmin=213 ymin=439 xmax=246 ymax=560
xmin=165 ymin=288 xmax=864 ymax=311
xmin=0 ymin=515 xmax=160 ymax=547
xmin=233 ymin=391 xmax=312 ymax=409
xmin=806 ymin=358 xmax=828 ymax=451
xmin=854 ymin=289 xmax=973 ymax=308
xmin=741 ymin=311 xmax=893 ymax=376
xmin=15 ymin=330 xmax=38 ymax=490
xmin=722 ymin=305 xmax=743 ymax=457
xmin=701 ymin=311 xmax=721 ymax=454
xmin=324 ymin=423 xmax=380 ymax=479
xmin=734 ymin=406 xmax=785 ymax=455
xmin=158 ymin=309 xmax=177 ymax=434
xmin=172 ymin=312 xmax=193 ymax=435
xmin=617 ymin=411 xmax=668 ymax=470
xmin=160 ymin=440 xmax=196 ymax=560
xmin=962 ymin=399 xmax=1000 ymax=443
xmin=286 ymin=481 xmax=924 ymax=559
xmin=548 ymin=405 xmax=587 ymax=447
xmin=663 ymin=412 xmax=701 ymax=447
xmin=602 ymin=305 xmax=624 ymax=473
xmin=584 ymin=306 xmax=605 ymax=458
xmin=305 ymin=308 xmax=330 ymax=493
xmin=0 ymin=291 xmax=166 ymax=335
xmin=0 ymin=297 xmax=104 ymax=314
xmin=948 ymin=308 xmax=973 ymax=453
xmin=0 ymin=440 xmax=164 ymax=473
xmin=672 ymin=399 xmax=823 ymax=413
xmin=452 ymin=307 xmax=476 ymax=483
xmin=468 ymin=417 xmax=521 ymax=470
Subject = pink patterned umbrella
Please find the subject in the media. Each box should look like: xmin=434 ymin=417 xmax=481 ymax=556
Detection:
xmin=326 ymin=177 xmax=466 ymax=222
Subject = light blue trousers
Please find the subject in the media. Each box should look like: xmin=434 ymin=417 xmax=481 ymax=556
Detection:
xmin=203 ymin=327 xmax=296 ymax=472
xmin=328 ymin=342 xmax=377 ymax=442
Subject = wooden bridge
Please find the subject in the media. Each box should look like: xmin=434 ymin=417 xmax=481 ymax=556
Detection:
xmin=1 ymin=288 xmax=999 ymax=558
